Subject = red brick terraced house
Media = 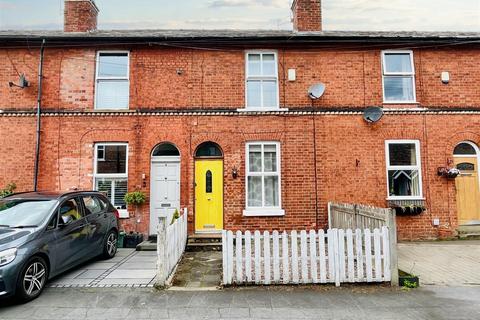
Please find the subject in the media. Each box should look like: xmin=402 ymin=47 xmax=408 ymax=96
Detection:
xmin=1 ymin=0 xmax=479 ymax=241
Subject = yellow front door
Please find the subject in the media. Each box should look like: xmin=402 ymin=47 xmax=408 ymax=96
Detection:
xmin=454 ymin=156 xmax=480 ymax=225
xmin=195 ymin=160 xmax=223 ymax=232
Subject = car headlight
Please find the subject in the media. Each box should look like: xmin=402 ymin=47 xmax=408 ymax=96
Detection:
xmin=0 ymin=248 xmax=17 ymax=266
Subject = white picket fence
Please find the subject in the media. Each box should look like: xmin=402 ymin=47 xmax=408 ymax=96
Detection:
xmin=222 ymin=227 xmax=392 ymax=286
xmin=155 ymin=208 xmax=188 ymax=287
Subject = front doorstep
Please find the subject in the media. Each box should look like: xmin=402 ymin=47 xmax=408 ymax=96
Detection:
xmin=187 ymin=233 xmax=222 ymax=252
xmin=457 ymin=224 xmax=480 ymax=240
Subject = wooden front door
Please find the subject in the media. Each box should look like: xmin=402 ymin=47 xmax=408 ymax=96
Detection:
xmin=195 ymin=160 xmax=223 ymax=232
xmin=454 ymin=156 xmax=480 ymax=225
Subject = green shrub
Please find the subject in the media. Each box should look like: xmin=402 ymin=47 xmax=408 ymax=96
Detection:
xmin=0 ymin=183 xmax=16 ymax=198
xmin=124 ymin=191 xmax=146 ymax=206
xmin=170 ymin=209 xmax=180 ymax=225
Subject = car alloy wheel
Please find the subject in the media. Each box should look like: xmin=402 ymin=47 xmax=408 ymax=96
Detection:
xmin=23 ymin=261 xmax=47 ymax=297
xmin=106 ymin=232 xmax=117 ymax=257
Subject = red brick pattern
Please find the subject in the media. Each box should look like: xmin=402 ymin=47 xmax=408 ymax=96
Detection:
xmin=292 ymin=0 xmax=322 ymax=32
xmin=64 ymin=0 xmax=98 ymax=33
xmin=1 ymin=112 xmax=478 ymax=240
xmin=1 ymin=47 xmax=479 ymax=111
xmin=1 ymin=39 xmax=479 ymax=241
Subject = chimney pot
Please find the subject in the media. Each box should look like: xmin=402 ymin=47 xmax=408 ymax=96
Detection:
xmin=291 ymin=0 xmax=322 ymax=32
xmin=64 ymin=0 xmax=99 ymax=32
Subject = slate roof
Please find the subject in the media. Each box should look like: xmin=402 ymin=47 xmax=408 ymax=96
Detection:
xmin=0 ymin=29 xmax=479 ymax=44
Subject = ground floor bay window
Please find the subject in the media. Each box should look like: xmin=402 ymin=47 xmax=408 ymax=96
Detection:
xmin=93 ymin=143 xmax=129 ymax=217
xmin=244 ymin=141 xmax=284 ymax=216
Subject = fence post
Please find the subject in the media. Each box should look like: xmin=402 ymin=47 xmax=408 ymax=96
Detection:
xmin=387 ymin=208 xmax=399 ymax=286
xmin=327 ymin=202 xmax=332 ymax=229
xmin=353 ymin=204 xmax=358 ymax=229
xmin=333 ymin=229 xmax=341 ymax=287
xmin=155 ymin=216 xmax=168 ymax=288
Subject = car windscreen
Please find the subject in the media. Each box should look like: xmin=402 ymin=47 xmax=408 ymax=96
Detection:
xmin=0 ymin=199 xmax=58 ymax=228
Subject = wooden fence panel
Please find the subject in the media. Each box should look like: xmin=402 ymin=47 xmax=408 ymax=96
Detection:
xmin=222 ymin=227 xmax=393 ymax=287
xmin=156 ymin=210 xmax=188 ymax=287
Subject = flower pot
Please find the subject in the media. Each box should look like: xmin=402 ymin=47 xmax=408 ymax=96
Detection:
xmin=124 ymin=233 xmax=144 ymax=248
xmin=399 ymin=270 xmax=420 ymax=288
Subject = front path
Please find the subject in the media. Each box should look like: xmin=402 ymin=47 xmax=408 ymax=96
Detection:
xmin=170 ymin=251 xmax=223 ymax=289
xmin=1 ymin=286 xmax=480 ymax=319
xmin=398 ymin=240 xmax=480 ymax=286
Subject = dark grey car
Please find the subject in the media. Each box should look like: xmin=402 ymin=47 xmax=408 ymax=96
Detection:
xmin=0 ymin=191 xmax=120 ymax=301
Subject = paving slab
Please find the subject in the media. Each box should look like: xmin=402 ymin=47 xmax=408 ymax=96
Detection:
xmin=47 ymin=248 xmax=157 ymax=288
xmin=97 ymin=278 xmax=155 ymax=285
xmin=398 ymin=240 xmax=480 ymax=286
xmin=2 ymin=286 xmax=480 ymax=320
xmin=106 ymin=269 xmax=157 ymax=279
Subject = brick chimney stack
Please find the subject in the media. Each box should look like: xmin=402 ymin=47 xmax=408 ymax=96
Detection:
xmin=64 ymin=0 xmax=99 ymax=32
xmin=291 ymin=0 xmax=322 ymax=32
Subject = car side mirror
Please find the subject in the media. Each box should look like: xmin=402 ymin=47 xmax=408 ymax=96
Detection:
xmin=59 ymin=215 xmax=73 ymax=227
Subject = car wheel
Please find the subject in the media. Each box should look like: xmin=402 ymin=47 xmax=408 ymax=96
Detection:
xmin=103 ymin=230 xmax=118 ymax=259
xmin=16 ymin=256 xmax=48 ymax=302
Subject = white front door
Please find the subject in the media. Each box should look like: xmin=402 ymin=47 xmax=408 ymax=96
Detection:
xmin=150 ymin=161 xmax=180 ymax=235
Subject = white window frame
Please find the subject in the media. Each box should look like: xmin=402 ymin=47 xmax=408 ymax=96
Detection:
xmin=385 ymin=140 xmax=423 ymax=200
xmin=241 ymin=51 xmax=284 ymax=112
xmin=94 ymin=51 xmax=130 ymax=110
xmin=243 ymin=141 xmax=284 ymax=216
xmin=381 ymin=50 xmax=417 ymax=104
xmin=93 ymin=142 xmax=129 ymax=215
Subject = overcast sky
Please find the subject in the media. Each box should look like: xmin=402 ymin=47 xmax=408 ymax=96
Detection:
xmin=0 ymin=0 xmax=479 ymax=31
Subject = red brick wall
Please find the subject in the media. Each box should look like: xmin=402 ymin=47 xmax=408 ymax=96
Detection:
xmin=1 ymin=46 xmax=479 ymax=112
xmin=64 ymin=0 xmax=98 ymax=32
xmin=292 ymin=0 xmax=322 ymax=32
xmin=1 ymin=112 xmax=477 ymax=240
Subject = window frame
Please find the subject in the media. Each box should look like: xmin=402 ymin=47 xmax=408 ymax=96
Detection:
xmin=94 ymin=50 xmax=130 ymax=110
xmin=93 ymin=142 xmax=129 ymax=214
xmin=243 ymin=141 xmax=284 ymax=216
xmin=453 ymin=141 xmax=479 ymax=158
xmin=243 ymin=51 xmax=281 ymax=111
xmin=385 ymin=139 xmax=423 ymax=200
xmin=381 ymin=50 xmax=417 ymax=104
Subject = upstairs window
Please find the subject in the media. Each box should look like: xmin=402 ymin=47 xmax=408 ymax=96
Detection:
xmin=95 ymin=52 xmax=129 ymax=110
xmin=385 ymin=140 xmax=422 ymax=200
xmin=382 ymin=51 xmax=416 ymax=103
xmin=245 ymin=52 xmax=279 ymax=110
xmin=94 ymin=143 xmax=128 ymax=212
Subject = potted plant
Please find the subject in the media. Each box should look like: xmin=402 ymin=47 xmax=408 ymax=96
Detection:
xmin=399 ymin=270 xmax=419 ymax=288
xmin=392 ymin=205 xmax=426 ymax=216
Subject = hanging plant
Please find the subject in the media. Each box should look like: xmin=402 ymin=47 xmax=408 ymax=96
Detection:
xmin=437 ymin=167 xmax=460 ymax=179
xmin=124 ymin=191 xmax=147 ymax=206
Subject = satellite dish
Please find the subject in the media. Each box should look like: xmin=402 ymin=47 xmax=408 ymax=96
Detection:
xmin=308 ymin=83 xmax=325 ymax=100
xmin=363 ymin=107 xmax=384 ymax=123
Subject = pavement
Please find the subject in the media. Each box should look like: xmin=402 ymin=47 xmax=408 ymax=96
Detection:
xmin=1 ymin=285 xmax=480 ymax=319
xmin=398 ymin=240 xmax=480 ymax=286
xmin=48 ymin=249 xmax=157 ymax=288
